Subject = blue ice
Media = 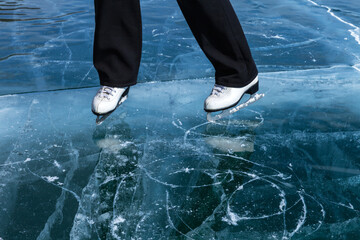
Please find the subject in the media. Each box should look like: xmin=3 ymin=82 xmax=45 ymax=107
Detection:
xmin=1 ymin=0 xmax=360 ymax=239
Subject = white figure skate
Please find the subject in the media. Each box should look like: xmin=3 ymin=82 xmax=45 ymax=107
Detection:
xmin=92 ymin=86 xmax=130 ymax=125
xmin=204 ymin=76 xmax=264 ymax=122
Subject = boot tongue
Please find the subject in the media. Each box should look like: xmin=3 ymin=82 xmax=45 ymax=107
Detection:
xmin=100 ymin=86 xmax=115 ymax=99
xmin=212 ymin=84 xmax=226 ymax=96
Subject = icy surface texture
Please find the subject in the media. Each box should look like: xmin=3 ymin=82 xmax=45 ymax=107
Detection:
xmin=1 ymin=75 xmax=360 ymax=239
xmin=1 ymin=0 xmax=360 ymax=239
xmin=1 ymin=0 xmax=360 ymax=95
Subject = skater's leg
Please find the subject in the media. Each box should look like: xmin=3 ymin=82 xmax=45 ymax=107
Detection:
xmin=93 ymin=0 xmax=142 ymax=87
xmin=92 ymin=0 xmax=141 ymax=122
xmin=176 ymin=0 xmax=258 ymax=88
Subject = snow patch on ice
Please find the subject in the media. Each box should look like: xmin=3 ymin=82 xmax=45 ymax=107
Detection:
xmin=53 ymin=160 xmax=61 ymax=168
xmin=42 ymin=176 xmax=59 ymax=182
xmin=222 ymin=207 xmax=241 ymax=226
xmin=113 ymin=215 xmax=126 ymax=224
xmin=263 ymin=34 xmax=286 ymax=40
xmin=279 ymin=199 xmax=286 ymax=211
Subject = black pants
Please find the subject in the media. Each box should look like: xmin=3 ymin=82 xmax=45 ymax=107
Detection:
xmin=93 ymin=0 xmax=258 ymax=88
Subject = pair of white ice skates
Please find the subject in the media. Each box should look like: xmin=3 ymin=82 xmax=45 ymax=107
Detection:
xmin=92 ymin=76 xmax=264 ymax=125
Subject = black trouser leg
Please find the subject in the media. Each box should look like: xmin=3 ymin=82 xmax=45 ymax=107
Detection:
xmin=93 ymin=0 xmax=257 ymax=88
xmin=177 ymin=0 xmax=258 ymax=87
xmin=93 ymin=0 xmax=142 ymax=87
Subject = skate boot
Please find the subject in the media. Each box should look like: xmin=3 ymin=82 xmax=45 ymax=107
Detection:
xmin=204 ymin=76 xmax=264 ymax=122
xmin=92 ymin=86 xmax=130 ymax=125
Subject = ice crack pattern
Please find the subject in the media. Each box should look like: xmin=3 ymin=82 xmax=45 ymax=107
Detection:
xmin=1 ymin=0 xmax=360 ymax=239
xmin=70 ymin=110 xmax=327 ymax=239
xmin=306 ymin=0 xmax=360 ymax=45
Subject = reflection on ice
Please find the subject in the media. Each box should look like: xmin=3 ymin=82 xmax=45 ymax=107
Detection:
xmin=205 ymin=136 xmax=254 ymax=153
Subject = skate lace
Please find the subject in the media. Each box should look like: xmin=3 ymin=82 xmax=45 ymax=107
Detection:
xmin=211 ymin=84 xmax=227 ymax=96
xmin=98 ymin=86 xmax=116 ymax=100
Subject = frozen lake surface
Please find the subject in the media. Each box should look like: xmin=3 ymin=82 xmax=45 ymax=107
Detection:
xmin=1 ymin=0 xmax=360 ymax=239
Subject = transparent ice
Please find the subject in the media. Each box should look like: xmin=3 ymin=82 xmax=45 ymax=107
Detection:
xmin=1 ymin=0 xmax=360 ymax=239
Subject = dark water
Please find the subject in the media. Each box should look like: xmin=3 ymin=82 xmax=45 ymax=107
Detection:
xmin=1 ymin=0 xmax=360 ymax=239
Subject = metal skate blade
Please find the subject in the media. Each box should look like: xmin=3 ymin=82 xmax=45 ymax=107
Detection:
xmin=96 ymin=113 xmax=112 ymax=125
xmin=229 ymin=93 xmax=265 ymax=114
xmin=206 ymin=93 xmax=265 ymax=122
